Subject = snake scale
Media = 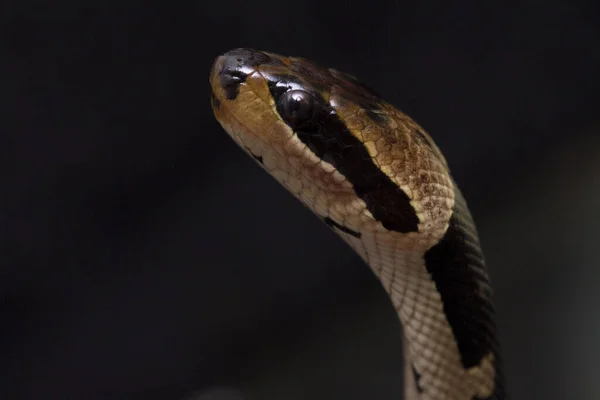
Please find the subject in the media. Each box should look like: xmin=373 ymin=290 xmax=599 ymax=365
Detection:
xmin=209 ymin=48 xmax=504 ymax=400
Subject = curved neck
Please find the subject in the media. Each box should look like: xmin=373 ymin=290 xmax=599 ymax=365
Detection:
xmin=334 ymin=191 xmax=503 ymax=399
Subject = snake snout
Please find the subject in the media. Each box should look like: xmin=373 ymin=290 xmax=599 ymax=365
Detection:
xmin=211 ymin=48 xmax=285 ymax=100
xmin=212 ymin=54 xmax=247 ymax=100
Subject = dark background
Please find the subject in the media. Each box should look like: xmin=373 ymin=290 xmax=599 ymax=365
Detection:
xmin=1 ymin=1 xmax=599 ymax=399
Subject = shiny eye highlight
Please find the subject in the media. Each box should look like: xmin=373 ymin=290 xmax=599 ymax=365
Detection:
xmin=277 ymin=89 xmax=315 ymax=128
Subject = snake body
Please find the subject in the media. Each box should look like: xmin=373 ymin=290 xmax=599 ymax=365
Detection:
xmin=209 ymin=48 xmax=504 ymax=400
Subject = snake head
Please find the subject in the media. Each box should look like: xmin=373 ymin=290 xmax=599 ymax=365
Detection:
xmin=210 ymin=48 xmax=454 ymax=243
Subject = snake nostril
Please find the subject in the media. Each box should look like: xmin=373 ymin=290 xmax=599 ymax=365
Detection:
xmin=214 ymin=48 xmax=278 ymax=100
xmin=219 ymin=67 xmax=247 ymax=100
xmin=217 ymin=51 xmax=256 ymax=100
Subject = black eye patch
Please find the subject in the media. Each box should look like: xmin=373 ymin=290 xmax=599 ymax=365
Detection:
xmin=267 ymin=73 xmax=419 ymax=234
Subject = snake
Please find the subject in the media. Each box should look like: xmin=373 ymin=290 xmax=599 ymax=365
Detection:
xmin=209 ymin=48 xmax=504 ymax=400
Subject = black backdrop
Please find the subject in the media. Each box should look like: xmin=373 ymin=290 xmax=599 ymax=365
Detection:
xmin=2 ymin=1 xmax=599 ymax=399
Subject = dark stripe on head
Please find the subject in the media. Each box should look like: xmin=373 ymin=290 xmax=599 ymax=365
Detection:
xmin=328 ymin=68 xmax=382 ymax=98
xmin=217 ymin=48 xmax=283 ymax=100
xmin=323 ymin=217 xmax=361 ymax=238
xmin=269 ymin=74 xmax=419 ymax=233
xmin=423 ymin=189 xmax=498 ymax=370
xmin=327 ymin=68 xmax=387 ymax=124
xmin=288 ymin=62 xmax=388 ymax=126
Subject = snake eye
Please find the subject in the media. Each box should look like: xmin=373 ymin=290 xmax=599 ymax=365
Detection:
xmin=278 ymin=90 xmax=315 ymax=128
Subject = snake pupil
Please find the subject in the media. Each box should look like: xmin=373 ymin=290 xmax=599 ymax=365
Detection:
xmin=278 ymin=89 xmax=315 ymax=127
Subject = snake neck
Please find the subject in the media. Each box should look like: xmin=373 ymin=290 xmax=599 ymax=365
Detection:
xmin=338 ymin=204 xmax=502 ymax=400
xmin=369 ymin=246 xmax=495 ymax=399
